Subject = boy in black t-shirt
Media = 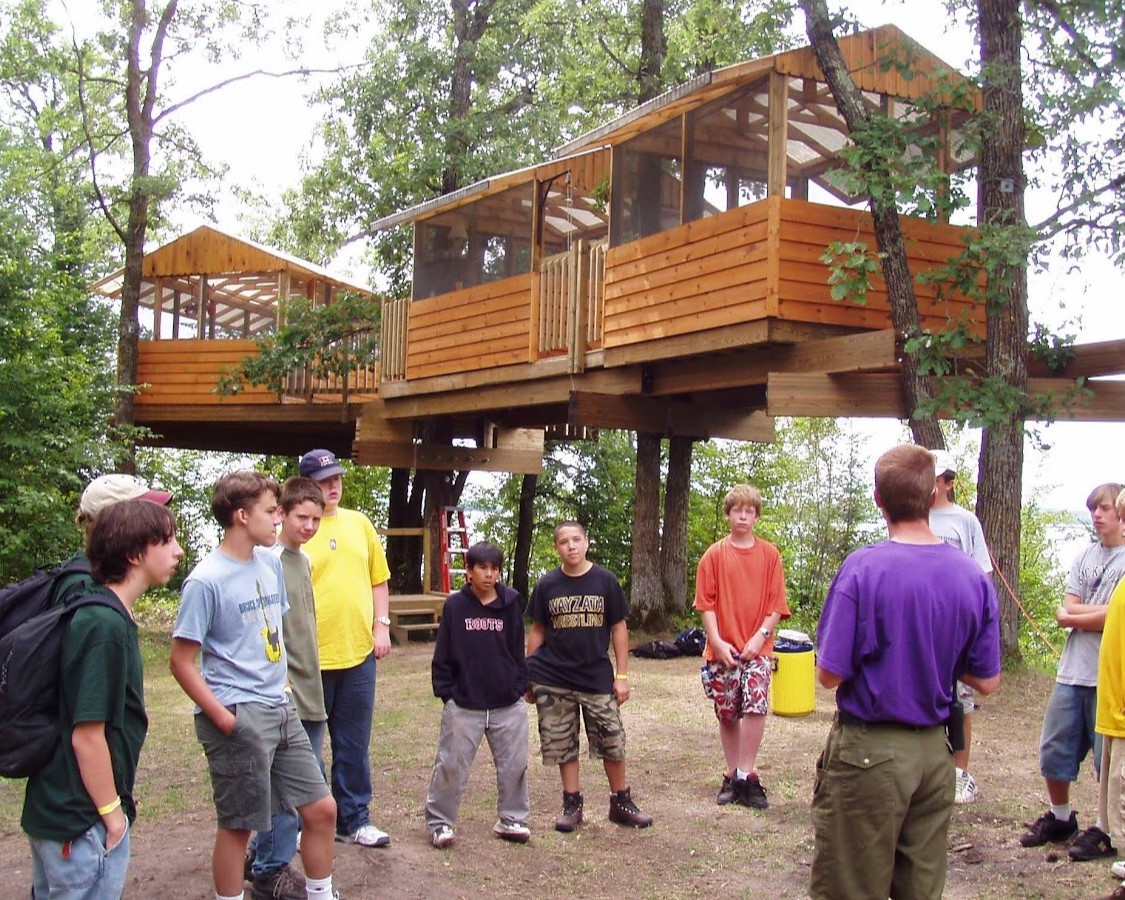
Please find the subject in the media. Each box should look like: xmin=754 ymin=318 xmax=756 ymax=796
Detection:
xmin=23 ymin=499 xmax=182 ymax=898
xmin=526 ymin=521 xmax=653 ymax=832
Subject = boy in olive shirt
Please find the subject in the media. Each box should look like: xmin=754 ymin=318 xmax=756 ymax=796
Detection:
xmin=23 ymin=499 xmax=182 ymax=898
xmin=247 ymin=477 xmax=328 ymax=898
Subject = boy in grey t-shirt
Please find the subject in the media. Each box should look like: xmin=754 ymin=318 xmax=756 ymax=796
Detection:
xmin=1020 ymin=483 xmax=1125 ymax=859
xmin=171 ymin=471 xmax=340 ymax=900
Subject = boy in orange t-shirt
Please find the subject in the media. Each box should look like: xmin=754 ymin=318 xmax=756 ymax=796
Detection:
xmin=693 ymin=484 xmax=790 ymax=809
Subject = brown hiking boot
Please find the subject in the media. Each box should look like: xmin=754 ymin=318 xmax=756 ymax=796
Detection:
xmin=608 ymin=787 xmax=653 ymax=828
xmin=555 ymin=790 xmax=584 ymax=832
xmin=251 ymin=863 xmax=306 ymax=900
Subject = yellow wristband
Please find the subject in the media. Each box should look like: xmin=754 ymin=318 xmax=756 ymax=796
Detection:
xmin=615 ymin=673 xmax=629 ymax=680
xmin=97 ymin=796 xmax=121 ymax=816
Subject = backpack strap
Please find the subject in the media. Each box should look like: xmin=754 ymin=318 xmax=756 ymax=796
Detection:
xmin=51 ymin=557 xmax=93 ymax=606
xmin=64 ymin=589 xmax=132 ymax=624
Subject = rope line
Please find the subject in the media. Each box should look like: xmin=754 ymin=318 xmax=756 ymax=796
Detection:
xmin=989 ymin=548 xmax=1061 ymax=658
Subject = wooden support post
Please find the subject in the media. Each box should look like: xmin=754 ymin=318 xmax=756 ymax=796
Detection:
xmin=152 ymin=278 xmax=163 ymax=339
xmin=767 ymin=71 xmax=789 ymax=198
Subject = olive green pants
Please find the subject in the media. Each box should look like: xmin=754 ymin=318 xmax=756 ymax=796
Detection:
xmin=810 ymin=715 xmax=954 ymax=900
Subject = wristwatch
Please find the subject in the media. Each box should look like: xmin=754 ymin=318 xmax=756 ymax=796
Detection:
xmin=376 ymin=615 xmax=391 ymax=627
xmin=759 ymin=626 xmax=772 ymax=639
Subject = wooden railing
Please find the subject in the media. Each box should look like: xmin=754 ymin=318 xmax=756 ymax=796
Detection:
xmin=537 ymin=238 xmax=607 ymax=371
xmin=281 ymin=328 xmax=380 ymax=402
xmin=381 ymin=296 xmax=409 ymax=382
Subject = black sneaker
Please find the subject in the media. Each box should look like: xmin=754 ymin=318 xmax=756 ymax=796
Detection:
xmin=555 ymin=790 xmax=584 ymax=832
xmin=251 ymin=864 xmax=306 ymax=900
xmin=1019 ymin=810 xmax=1078 ymax=847
xmin=608 ymin=787 xmax=653 ymax=828
xmin=717 ymin=774 xmax=737 ymax=806
xmin=1068 ymin=825 xmax=1117 ymax=860
xmin=243 ymin=850 xmax=254 ymax=883
xmin=735 ymin=774 xmax=769 ymax=809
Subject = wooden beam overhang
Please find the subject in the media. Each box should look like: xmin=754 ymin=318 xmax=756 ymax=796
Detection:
xmin=602 ymin=318 xmax=857 ymax=368
xmin=568 ymin=391 xmax=775 ymax=442
xmin=646 ymin=328 xmax=898 ymax=395
xmin=355 ymin=442 xmax=545 ymax=474
xmin=767 ymin=373 xmax=1125 ymax=422
xmin=354 ymin=416 xmax=545 ymax=474
xmin=373 ymin=368 xmax=641 ymax=418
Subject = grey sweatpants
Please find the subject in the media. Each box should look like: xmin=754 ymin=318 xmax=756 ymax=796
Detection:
xmin=425 ymin=698 xmax=530 ymax=830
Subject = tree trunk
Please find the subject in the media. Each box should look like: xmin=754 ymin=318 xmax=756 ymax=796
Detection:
xmin=801 ymin=0 xmax=942 ymax=450
xmin=112 ymin=0 xmax=179 ymax=472
xmin=512 ymin=473 xmax=537 ymax=606
xmin=976 ymin=0 xmax=1028 ymax=662
xmin=638 ymin=0 xmax=665 ymax=103
xmin=630 ymin=432 xmax=665 ymax=631
xmin=386 ymin=466 xmax=421 ymax=593
xmin=661 ymin=435 xmax=692 ymax=614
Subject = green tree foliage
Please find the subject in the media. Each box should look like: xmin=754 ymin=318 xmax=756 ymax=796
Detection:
xmin=215 ymin=293 xmax=382 ymax=396
xmin=0 ymin=200 xmax=117 ymax=580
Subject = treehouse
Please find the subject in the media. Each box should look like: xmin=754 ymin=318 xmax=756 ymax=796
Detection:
xmin=91 ymin=225 xmax=381 ymax=455
xmin=358 ymin=24 xmax=985 ymax=471
xmin=89 ymin=26 xmax=1125 ymax=472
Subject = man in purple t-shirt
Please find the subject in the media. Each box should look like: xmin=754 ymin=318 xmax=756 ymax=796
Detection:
xmin=810 ymin=444 xmax=1002 ymax=900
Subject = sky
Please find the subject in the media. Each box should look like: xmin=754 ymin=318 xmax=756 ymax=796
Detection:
xmin=148 ymin=0 xmax=1124 ymax=522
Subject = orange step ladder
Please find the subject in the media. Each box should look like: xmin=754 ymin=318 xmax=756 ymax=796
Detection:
xmin=439 ymin=506 xmax=470 ymax=593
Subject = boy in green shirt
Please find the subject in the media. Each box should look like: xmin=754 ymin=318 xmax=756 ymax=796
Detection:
xmin=23 ymin=498 xmax=182 ymax=898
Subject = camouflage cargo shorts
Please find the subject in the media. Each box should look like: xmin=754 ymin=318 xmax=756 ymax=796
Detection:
xmin=529 ymin=682 xmax=626 ymax=765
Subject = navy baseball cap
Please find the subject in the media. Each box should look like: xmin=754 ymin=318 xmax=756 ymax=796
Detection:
xmin=299 ymin=449 xmax=346 ymax=481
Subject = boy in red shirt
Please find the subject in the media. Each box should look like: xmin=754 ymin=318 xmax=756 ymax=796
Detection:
xmin=693 ymin=484 xmax=790 ymax=808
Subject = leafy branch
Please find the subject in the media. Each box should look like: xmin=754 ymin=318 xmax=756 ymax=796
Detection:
xmin=215 ymin=293 xmax=383 ymax=396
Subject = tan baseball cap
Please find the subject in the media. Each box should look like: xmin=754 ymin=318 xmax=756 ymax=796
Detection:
xmin=79 ymin=474 xmax=173 ymax=518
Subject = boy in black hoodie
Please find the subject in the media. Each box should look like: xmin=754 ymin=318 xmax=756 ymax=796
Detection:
xmin=425 ymin=542 xmax=530 ymax=849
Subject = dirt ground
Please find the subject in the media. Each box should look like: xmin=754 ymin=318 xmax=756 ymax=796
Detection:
xmin=0 ymin=638 xmax=1117 ymax=899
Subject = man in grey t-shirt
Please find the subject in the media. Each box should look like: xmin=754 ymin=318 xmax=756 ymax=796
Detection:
xmin=1020 ymin=483 xmax=1125 ymax=860
xmin=930 ymin=450 xmax=992 ymax=805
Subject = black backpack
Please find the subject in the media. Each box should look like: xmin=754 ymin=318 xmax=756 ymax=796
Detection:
xmin=674 ymin=627 xmax=707 ymax=657
xmin=0 ymin=559 xmax=126 ymax=778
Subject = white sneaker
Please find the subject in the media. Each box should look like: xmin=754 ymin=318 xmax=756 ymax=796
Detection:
xmin=337 ymin=823 xmax=391 ymax=847
xmin=493 ymin=819 xmax=531 ymax=843
xmin=431 ymin=824 xmax=455 ymax=849
xmin=1111 ymin=859 xmax=1125 ymax=879
xmin=954 ymin=768 xmax=979 ymax=804
xmin=295 ymin=830 xmax=301 ymax=853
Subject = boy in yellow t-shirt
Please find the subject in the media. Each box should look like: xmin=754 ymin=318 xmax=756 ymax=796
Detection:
xmin=1095 ymin=488 xmax=1125 ymax=889
xmin=299 ymin=449 xmax=393 ymax=849
xmin=693 ymin=484 xmax=790 ymax=810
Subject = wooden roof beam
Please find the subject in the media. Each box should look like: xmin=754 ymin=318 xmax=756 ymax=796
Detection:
xmin=568 ymin=391 xmax=775 ymax=442
xmin=767 ymin=373 xmax=1125 ymax=422
xmin=648 ymin=329 xmax=897 ymax=395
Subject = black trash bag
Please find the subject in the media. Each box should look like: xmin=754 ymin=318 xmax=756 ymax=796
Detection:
xmin=631 ymin=639 xmax=682 ymax=659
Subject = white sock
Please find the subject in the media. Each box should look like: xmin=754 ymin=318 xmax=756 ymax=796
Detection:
xmin=215 ymin=893 xmax=243 ymax=900
xmin=734 ymin=768 xmax=749 ymax=781
xmin=306 ymin=874 xmax=334 ymax=899
xmin=1050 ymin=803 xmax=1072 ymax=821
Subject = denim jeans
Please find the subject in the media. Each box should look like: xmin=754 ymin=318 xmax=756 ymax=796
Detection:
xmin=250 ymin=718 xmax=327 ymax=877
xmin=30 ymin=819 xmax=131 ymax=899
xmin=322 ymin=655 xmax=376 ymax=834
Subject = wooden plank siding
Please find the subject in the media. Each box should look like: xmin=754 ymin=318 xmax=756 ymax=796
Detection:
xmin=602 ymin=202 xmax=773 ymax=348
xmin=405 ymin=273 xmax=533 ymax=380
xmin=774 ymin=199 xmax=981 ymax=333
xmin=135 ymin=339 xmax=276 ymax=405
xmin=136 ymin=339 xmax=381 ymax=407
xmin=601 ymin=196 xmax=981 ymax=351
